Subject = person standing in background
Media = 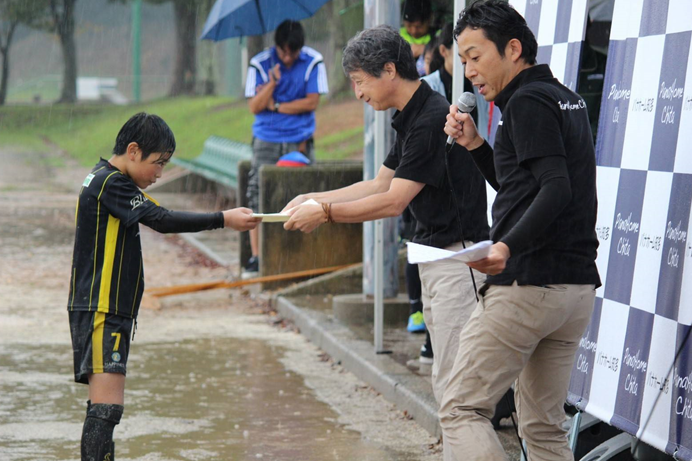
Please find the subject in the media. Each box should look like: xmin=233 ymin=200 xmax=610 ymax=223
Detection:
xmin=400 ymin=0 xmax=435 ymax=76
xmin=244 ymin=19 xmax=329 ymax=273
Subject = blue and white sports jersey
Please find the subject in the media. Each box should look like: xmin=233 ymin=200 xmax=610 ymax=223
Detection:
xmin=245 ymin=46 xmax=329 ymax=144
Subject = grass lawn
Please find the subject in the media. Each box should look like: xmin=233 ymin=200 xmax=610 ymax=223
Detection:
xmin=0 ymin=97 xmax=364 ymax=165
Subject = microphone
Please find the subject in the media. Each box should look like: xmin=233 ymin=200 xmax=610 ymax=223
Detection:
xmin=446 ymin=92 xmax=477 ymax=146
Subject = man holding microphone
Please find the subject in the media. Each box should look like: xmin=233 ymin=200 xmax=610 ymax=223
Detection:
xmin=442 ymin=1 xmax=601 ymax=460
xmin=283 ymin=25 xmax=490 ymax=412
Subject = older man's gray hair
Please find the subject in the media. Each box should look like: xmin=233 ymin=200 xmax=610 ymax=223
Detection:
xmin=342 ymin=25 xmax=419 ymax=81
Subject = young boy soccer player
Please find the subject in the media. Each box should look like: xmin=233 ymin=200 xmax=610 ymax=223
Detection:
xmin=67 ymin=113 xmax=260 ymax=460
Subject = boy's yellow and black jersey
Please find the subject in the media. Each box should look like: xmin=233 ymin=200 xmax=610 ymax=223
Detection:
xmin=67 ymin=159 xmax=159 ymax=319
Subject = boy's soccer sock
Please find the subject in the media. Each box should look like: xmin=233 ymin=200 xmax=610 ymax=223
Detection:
xmin=81 ymin=403 xmax=123 ymax=461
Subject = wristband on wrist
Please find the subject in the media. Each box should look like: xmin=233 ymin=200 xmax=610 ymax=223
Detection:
xmin=321 ymin=202 xmax=333 ymax=223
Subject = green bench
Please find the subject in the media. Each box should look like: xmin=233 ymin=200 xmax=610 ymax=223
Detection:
xmin=171 ymin=136 xmax=253 ymax=189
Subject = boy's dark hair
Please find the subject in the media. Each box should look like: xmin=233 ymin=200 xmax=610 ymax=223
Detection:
xmin=112 ymin=113 xmax=176 ymax=159
xmin=454 ymin=0 xmax=537 ymax=65
xmin=403 ymin=0 xmax=432 ymax=23
xmin=342 ymin=25 xmax=419 ymax=81
xmin=274 ymin=20 xmax=304 ymax=52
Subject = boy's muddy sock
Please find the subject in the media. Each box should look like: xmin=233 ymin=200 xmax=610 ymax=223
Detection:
xmin=81 ymin=403 xmax=123 ymax=461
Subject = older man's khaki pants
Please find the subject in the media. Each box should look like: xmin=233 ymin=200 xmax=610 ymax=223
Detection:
xmin=439 ymin=282 xmax=596 ymax=461
xmin=419 ymin=241 xmax=486 ymax=403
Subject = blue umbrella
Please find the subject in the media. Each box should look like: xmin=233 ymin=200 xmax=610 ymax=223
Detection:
xmin=201 ymin=0 xmax=332 ymax=41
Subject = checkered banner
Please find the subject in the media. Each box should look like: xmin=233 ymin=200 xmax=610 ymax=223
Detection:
xmin=566 ymin=1 xmax=692 ymax=458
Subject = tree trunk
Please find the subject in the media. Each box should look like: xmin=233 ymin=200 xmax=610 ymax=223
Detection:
xmin=0 ymin=51 xmax=9 ymax=106
xmin=199 ymin=0 xmax=216 ymax=96
xmin=58 ymin=26 xmax=77 ymax=103
xmin=56 ymin=0 xmax=77 ymax=103
xmin=0 ymin=22 xmax=17 ymax=106
xmin=169 ymin=0 xmax=198 ymax=96
xmin=328 ymin=1 xmax=347 ymax=96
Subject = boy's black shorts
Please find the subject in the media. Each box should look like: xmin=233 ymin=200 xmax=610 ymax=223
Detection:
xmin=69 ymin=311 xmax=133 ymax=384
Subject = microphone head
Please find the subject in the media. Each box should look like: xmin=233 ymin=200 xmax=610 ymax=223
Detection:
xmin=457 ymin=92 xmax=477 ymax=113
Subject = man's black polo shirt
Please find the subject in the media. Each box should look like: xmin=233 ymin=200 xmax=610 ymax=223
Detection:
xmin=384 ymin=81 xmax=489 ymax=248
xmin=472 ymin=64 xmax=601 ymax=286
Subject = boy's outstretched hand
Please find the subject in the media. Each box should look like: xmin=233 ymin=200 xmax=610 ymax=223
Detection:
xmin=223 ymin=208 xmax=261 ymax=231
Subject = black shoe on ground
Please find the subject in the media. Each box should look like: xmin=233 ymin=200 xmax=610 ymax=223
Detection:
xmin=245 ymin=256 xmax=259 ymax=272
xmin=491 ymin=387 xmax=516 ymax=429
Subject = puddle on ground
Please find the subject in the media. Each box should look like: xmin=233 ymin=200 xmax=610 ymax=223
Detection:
xmin=0 ymin=336 xmax=427 ymax=461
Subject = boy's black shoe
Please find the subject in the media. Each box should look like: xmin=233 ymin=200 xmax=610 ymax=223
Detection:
xmin=245 ymin=256 xmax=259 ymax=272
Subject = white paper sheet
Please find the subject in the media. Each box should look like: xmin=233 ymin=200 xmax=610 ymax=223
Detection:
xmin=250 ymin=213 xmax=290 ymax=222
xmin=406 ymin=240 xmax=493 ymax=264
xmin=252 ymin=199 xmax=321 ymax=222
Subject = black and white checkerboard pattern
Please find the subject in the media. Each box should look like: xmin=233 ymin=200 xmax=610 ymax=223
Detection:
xmin=516 ymin=0 xmax=588 ymax=90
xmin=566 ymin=1 xmax=692 ymax=458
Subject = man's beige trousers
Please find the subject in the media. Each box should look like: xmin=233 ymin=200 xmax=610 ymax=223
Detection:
xmin=439 ymin=282 xmax=595 ymax=461
xmin=419 ymin=241 xmax=486 ymax=403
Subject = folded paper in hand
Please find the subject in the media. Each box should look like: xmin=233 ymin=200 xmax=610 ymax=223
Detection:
xmin=406 ymin=240 xmax=493 ymax=264
xmin=252 ymin=199 xmax=321 ymax=222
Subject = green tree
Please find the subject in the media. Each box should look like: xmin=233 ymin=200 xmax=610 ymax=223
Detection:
xmin=0 ymin=0 xmax=46 ymax=105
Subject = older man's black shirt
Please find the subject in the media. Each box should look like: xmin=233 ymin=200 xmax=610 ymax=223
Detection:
xmin=470 ymin=65 xmax=601 ymax=286
xmin=384 ymin=81 xmax=489 ymax=248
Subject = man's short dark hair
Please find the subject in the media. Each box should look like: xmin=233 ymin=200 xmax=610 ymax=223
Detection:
xmin=403 ymin=0 xmax=432 ymax=23
xmin=342 ymin=25 xmax=419 ymax=81
xmin=274 ymin=20 xmax=304 ymax=52
xmin=112 ymin=113 xmax=176 ymax=160
xmin=454 ymin=0 xmax=537 ymax=65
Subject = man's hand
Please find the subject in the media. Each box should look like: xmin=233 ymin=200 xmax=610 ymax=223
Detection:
xmin=467 ymin=242 xmax=510 ymax=275
xmin=270 ymin=63 xmax=281 ymax=82
xmin=281 ymin=194 xmax=310 ymax=213
xmin=283 ymin=203 xmax=326 ymax=233
xmin=444 ymin=105 xmax=485 ymax=151
xmin=223 ymin=208 xmax=261 ymax=231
